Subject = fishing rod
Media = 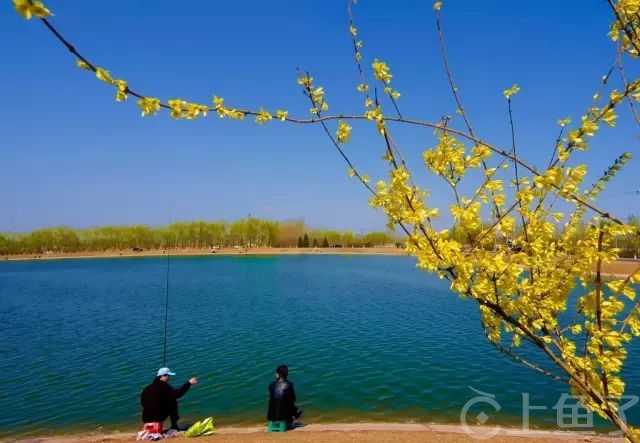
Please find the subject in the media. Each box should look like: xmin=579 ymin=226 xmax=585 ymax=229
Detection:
xmin=162 ymin=223 xmax=171 ymax=367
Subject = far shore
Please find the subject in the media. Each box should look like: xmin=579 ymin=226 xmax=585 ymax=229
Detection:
xmin=2 ymin=247 xmax=639 ymax=277
xmin=14 ymin=422 xmax=623 ymax=443
xmin=0 ymin=246 xmax=407 ymax=262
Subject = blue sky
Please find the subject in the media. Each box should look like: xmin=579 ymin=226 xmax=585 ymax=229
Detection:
xmin=2 ymin=0 xmax=639 ymax=233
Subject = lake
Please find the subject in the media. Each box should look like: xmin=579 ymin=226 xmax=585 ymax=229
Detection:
xmin=1 ymin=255 xmax=638 ymax=438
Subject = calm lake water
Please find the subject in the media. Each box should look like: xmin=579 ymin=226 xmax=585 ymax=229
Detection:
xmin=1 ymin=255 xmax=639 ymax=438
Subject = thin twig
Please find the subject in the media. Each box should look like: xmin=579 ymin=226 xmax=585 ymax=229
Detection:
xmin=484 ymin=332 xmax=568 ymax=382
xmin=434 ymin=7 xmax=504 ymax=221
xmin=595 ymin=229 xmax=610 ymax=398
xmin=616 ymin=42 xmax=640 ymax=127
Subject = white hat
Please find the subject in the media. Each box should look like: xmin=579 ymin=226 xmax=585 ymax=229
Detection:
xmin=157 ymin=367 xmax=176 ymax=377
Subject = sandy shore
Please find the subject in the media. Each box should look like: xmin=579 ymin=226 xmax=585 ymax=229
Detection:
xmin=11 ymin=422 xmax=623 ymax=443
xmin=0 ymin=247 xmax=406 ymax=262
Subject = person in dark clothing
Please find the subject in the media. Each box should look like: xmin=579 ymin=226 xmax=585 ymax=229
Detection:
xmin=267 ymin=364 xmax=302 ymax=429
xmin=140 ymin=367 xmax=198 ymax=431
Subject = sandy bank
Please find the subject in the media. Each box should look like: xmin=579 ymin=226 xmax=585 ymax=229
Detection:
xmin=1 ymin=247 xmax=406 ymax=263
xmin=12 ymin=422 xmax=623 ymax=443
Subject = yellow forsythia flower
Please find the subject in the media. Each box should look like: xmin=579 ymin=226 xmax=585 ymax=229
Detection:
xmin=13 ymin=0 xmax=52 ymax=19
xmin=95 ymin=68 xmax=114 ymax=84
xmin=364 ymin=106 xmax=382 ymax=121
xmin=372 ymin=59 xmax=392 ymax=83
xmin=310 ymin=87 xmax=325 ymax=104
xmin=336 ymin=121 xmax=352 ymax=143
xmin=228 ymin=110 xmax=245 ymax=120
xmin=296 ymin=75 xmax=313 ymax=89
xmin=503 ymin=84 xmax=520 ymax=99
xmin=212 ymin=95 xmax=224 ymax=109
xmin=602 ymin=108 xmax=617 ymax=127
xmin=619 ymin=0 xmax=640 ymax=16
xmin=137 ymin=97 xmax=161 ymax=117
xmin=610 ymin=90 xmax=624 ymax=104
xmin=113 ymin=79 xmax=128 ymax=102
xmin=76 ymin=59 xmax=90 ymax=70
xmin=255 ymin=108 xmax=272 ymax=125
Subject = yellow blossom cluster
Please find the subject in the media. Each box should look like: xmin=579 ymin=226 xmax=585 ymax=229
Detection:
xmin=297 ymin=74 xmax=329 ymax=115
xmin=423 ymin=132 xmax=491 ymax=187
xmin=503 ymin=84 xmax=520 ymax=99
xmin=336 ymin=121 xmax=352 ymax=143
xmin=13 ymin=0 xmax=51 ymax=20
xmin=166 ymin=99 xmax=209 ymax=120
xmin=610 ymin=0 xmax=640 ymax=56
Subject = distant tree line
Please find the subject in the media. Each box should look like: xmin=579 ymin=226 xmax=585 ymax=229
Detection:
xmin=0 ymin=218 xmax=400 ymax=255
xmin=5 ymin=215 xmax=640 ymax=257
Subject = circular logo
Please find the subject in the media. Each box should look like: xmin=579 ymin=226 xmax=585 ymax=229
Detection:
xmin=460 ymin=387 xmax=502 ymax=439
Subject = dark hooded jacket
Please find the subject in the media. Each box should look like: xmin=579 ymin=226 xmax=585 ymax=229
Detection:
xmin=141 ymin=377 xmax=192 ymax=424
xmin=267 ymin=378 xmax=297 ymax=422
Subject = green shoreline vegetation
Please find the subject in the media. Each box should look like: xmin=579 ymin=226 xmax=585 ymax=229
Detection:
xmin=0 ymin=218 xmax=403 ymax=256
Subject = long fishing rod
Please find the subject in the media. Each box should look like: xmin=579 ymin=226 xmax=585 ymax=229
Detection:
xmin=162 ymin=226 xmax=171 ymax=367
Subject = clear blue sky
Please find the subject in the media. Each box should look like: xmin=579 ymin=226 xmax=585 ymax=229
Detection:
xmin=1 ymin=0 xmax=639 ymax=233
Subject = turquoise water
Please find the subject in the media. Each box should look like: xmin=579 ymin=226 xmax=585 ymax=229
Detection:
xmin=1 ymin=255 xmax=638 ymax=438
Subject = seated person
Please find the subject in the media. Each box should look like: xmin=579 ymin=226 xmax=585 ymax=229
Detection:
xmin=267 ymin=364 xmax=303 ymax=429
xmin=140 ymin=367 xmax=198 ymax=431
